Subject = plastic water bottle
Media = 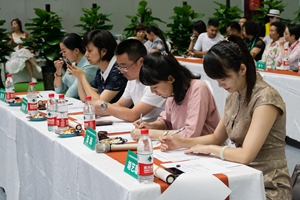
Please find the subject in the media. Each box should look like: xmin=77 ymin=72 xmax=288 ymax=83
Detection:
xmin=283 ymin=48 xmax=290 ymax=70
xmin=137 ymin=129 xmax=154 ymax=183
xmin=27 ymin=82 xmax=38 ymax=116
xmin=46 ymin=93 xmax=57 ymax=132
xmin=83 ymin=96 xmax=96 ymax=130
xmin=5 ymin=74 xmax=15 ymax=103
xmin=56 ymin=94 xmax=68 ymax=132
xmin=298 ymin=58 xmax=300 ymax=74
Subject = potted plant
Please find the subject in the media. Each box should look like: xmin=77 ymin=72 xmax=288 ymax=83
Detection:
xmin=211 ymin=1 xmax=243 ymax=35
xmin=22 ymin=8 xmax=66 ymax=90
xmin=252 ymin=0 xmax=288 ymax=25
xmin=123 ymin=0 xmax=165 ymax=38
xmin=292 ymin=7 xmax=300 ymax=25
xmin=74 ymin=5 xmax=113 ymax=36
xmin=166 ymin=4 xmax=204 ymax=55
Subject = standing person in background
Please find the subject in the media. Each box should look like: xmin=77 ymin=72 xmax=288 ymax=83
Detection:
xmin=185 ymin=20 xmax=206 ymax=55
xmin=53 ymin=33 xmax=98 ymax=99
xmin=130 ymin=52 xmax=219 ymax=140
xmin=192 ymin=19 xmax=224 ymax=58
xmin=261 ymin=22 xmax=285 ymax=66
xmin=6 ymin=18 xmax=41 ymax=83
xmin=145 ymin=25 xmax=170 ymax=54
xmin=276 ymin=24 xmax=300 ymax=71
xmin=259 ymin=9 xmax=281 ymax=45
xmin=67 ymin=30 xmax=127 ymax=103
xmin=160 ymin=36 xmax=292 ymax=199
xmin=242 ymin=20 xmax=265 ymax=61
xmin=239 ymin=16 xmax=247 ymax=28
xmin=128 ymin=24 xmax=152 ymax=53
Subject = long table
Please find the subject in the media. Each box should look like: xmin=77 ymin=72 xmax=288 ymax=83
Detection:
xmin=0 ymin=94 xmax=266 ymax=200
xmin=177 ymin=57 xmax=300 ymax=143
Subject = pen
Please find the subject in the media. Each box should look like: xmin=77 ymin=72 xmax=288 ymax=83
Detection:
xmin=170 ymin=127 xmax=185 ymax=136
xmin=140 ymin=113 xmax=142 ymax=125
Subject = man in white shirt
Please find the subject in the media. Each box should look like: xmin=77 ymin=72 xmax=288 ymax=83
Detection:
xmin=93 ymin=39 xmax=166 ymax=122
xmin=192 ymin=19 xmax=224 ymax=58
xmin=276 ymin=24 xmax=300 ymax=71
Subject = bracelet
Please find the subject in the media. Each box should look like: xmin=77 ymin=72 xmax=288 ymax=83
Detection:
xmin=54 ymin=72 xmax=63 ymax=77
xmin=220 ymin=145 xmax=229 ymax=160
xmin=163 ymin=130 xmax=169 ymax=136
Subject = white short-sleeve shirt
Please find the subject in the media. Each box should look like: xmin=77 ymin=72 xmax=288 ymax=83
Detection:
xmin=193 ymin=32 xmax=224 ymax=52
xmin=122 ymin=80 xmax=166 ymax=121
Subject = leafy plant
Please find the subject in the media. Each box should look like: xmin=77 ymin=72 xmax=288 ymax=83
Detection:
xmin=123 ymin=0 xmax=165 ymax=38
xmin=0 ymin=17 xmax=15 ymax=63
xmin=74 ymin=6 xmax=113 ymax=36
xmin=211 ymin=1 xmax=243 ymax=35
xmin=252 ymin=0 xmax=288 ymax=25
xmin=166 ymin=5 xmax=204 ymax=55
xmin=22 ymin=8 xmax=66 ymax=65
xmin=292 ymin=7 xmax=300 ymax=25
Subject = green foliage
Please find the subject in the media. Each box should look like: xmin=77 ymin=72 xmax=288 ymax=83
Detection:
xmin=123 ymin=0 xmax=165 ymax=38
xmin=252 ymin=0 xmax=288 ymax=25
xmin=211 ymin=1 xmax=243 ymax=35
xmin=74 ymin=6 xmax=113 ymax=36
xmin=292 ymin=7 xmax=300 ymax=25
xmin=22 ymin=8 xmax=66 ymax=64
xmin=166 ymin=5 xmax=204 ymax=55
xmin=0 ymin=17 xmax=15 ymax=63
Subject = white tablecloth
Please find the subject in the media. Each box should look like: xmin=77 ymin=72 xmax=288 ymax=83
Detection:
xmin=179 ymin=60 xmax=300 ymax=142
xmin=0 ymin=99 xmax=265 ymax=200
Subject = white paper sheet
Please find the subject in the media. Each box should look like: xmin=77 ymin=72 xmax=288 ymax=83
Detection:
xmin=157 ymin=172 xmax=231 ymax=200
xmin=153 ymin=149 xmax=203 ymax=162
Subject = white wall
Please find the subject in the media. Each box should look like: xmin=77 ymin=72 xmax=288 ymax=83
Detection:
xmin=0 ymin=0 xmax=298 ymax=35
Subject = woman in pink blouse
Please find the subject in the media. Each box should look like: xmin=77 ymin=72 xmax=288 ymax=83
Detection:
xmin=130 ymin=52 xmax=220 ymax=139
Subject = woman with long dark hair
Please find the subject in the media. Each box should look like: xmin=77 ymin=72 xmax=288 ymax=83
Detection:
xmin=130 ymin=52 xmax=219 ymax=140
xmin=145 ymin=25 xmax=170 ymax=54
xmin=160 ymin=36 xmax=292 ymax=199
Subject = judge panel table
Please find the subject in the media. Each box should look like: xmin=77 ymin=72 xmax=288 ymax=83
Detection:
xmin=177 ymin=57 xmax=300 ymax=143
xmin=0 ymin=99 xmax=265 ymax=200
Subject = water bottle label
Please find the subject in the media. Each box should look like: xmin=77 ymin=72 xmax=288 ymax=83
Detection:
xmin=28 ymin=102 xmax=38 ymax=111
xmin=5 ymin=92 xmax=15 ymax=100
xmin=84 ymin=120 xmax=96 ymax=130
xmin=138 ymin=154 xmax=153 ymax=176
xmin=57 ymin=118 xmax=69 ymax=127
xmin=283 ymin=60 xmax=290 ymax=66
xmin=47 ymin=117 xmax=57 ymax=126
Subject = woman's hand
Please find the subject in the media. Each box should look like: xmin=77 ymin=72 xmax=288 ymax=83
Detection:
xmin=160 ymin=135 xmax=182 ymax=151
xmin=67 ymin=64 xmax=84 ymax=78
xmin=184 ymin=144 xmax=210 ymax=155
xmin=190 ymin=34 xmax=196 ymax=42
xmin=133 ymin=119 xmax=151 ymax=129
xmin=54 ymin=59 xmax=64 ymax=70
xmin=130 ymin=128 xmax=141 ymax=140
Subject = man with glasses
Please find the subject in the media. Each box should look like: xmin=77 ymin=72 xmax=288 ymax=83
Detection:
xmin=92 ymin=39 xmax=166 ymax=122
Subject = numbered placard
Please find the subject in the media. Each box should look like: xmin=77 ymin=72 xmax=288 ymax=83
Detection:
xmin=0 ymin=88 xmax=5 ymax=102
xmin=124 ymin=150 xmax=138 ymax=179
xmin=20 ymin=98 xmax=28 ymax=114
xmin=83 ymin=126 xmax=98 ymax=150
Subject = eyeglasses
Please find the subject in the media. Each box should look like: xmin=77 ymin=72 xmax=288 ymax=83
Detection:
xmin=117 ymin=57 xmax=140 ymax=72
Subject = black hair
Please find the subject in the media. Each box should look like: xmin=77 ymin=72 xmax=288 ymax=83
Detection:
xmin=134 ymin=24 xmax=146 ymax=32
xmin=11 ymin=18 xmax=24 ymax=33
xmin=60 ymin=33 xmax=85 ymax=54
xmin=287 ymin=24 xmax=300 ymax=40
xmin=145 ymin=25 xmax=170 ymax=54
xmin=203 ymin=35 xmax=256 ymax=106
xmin=115 ymin=39 xmax=147 ymax=61
xmin=243 ymin=20 xmax=260 ymax=36
xmin=270 ymin=21 xmax=285 ymax=38
xmin=140 ymin=52 xmax=198 ymax=105
xmin=227 ymin=21 xmax=241 ymax=33
xmin=207 ymin=19 xmax=219 ymax=27
xmin=193 ymin=20 xmax=206 ymax=35
xmin=82 ymin=29 xmax=117 ymax=62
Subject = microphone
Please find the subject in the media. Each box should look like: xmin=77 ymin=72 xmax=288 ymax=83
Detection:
xmin=96 ymin=143 xmax=138 ymax=153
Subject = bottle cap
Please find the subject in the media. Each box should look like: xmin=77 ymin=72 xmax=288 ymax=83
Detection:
xmin=58 ymin=94 xmax=65 ymax=99
xmin=85 ymin=96 xmax=91 ymax=101
xmin=29 ymin=82 xmax=35 ymax=86
xmin=48 ymin=93 xmax=55 ymax=98
xmin=141 ymin=129 xmax=149 ymax=135
xmin=7 ymin=74 xmax=12 ymax=77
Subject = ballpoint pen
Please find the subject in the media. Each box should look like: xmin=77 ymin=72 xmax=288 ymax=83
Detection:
xmin=170 ymin=127 xmax=185 ymax=136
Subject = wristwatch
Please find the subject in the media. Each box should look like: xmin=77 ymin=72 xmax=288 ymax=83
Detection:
xmin=100 ymin=102 xmax=107 ymax=111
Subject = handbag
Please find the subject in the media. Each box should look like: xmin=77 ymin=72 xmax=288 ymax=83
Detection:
xmin=292 ymin=163 xmax=300 ymax=200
